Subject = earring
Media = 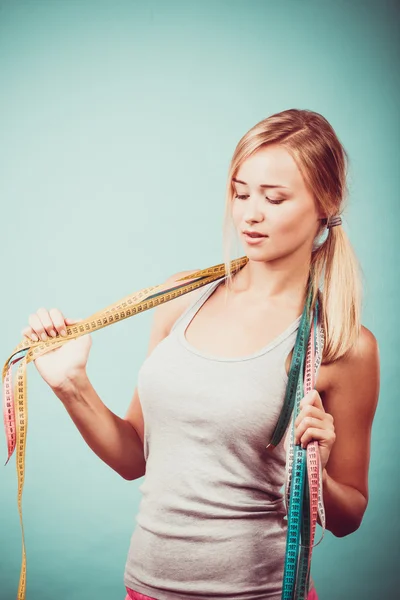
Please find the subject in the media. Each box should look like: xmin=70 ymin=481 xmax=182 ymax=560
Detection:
xmin=312 ymin=218 xmax=330 ymax=252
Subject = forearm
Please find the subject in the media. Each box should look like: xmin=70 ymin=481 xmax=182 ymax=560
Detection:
xmin=317 ymin=468 xmax=367 ymax=537
xmin=52 ymin=372 xmax=146 ymax=481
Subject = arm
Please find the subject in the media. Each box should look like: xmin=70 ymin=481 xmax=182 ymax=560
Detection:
xmin=316 ymin=326 xmax=381 ymax=537
xmin=54 ymin=373 xmax=146 ymax=481
xmin=53 ymin=268 xmax=200 ymax=481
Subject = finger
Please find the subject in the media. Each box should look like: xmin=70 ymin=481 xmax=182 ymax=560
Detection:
xmin=294 ymin=416 xmax=325 ymax=445
xmin=300 ymin=389 xmax=323 ymax=409
xmin=21 ymin=326 xmax=38 ymax=342
xmin=294 ymin=405 xmax=321 ymax=427
xmin=48 ymin=308 xmax=70 ymax=337
xmin=36 ymin=307 xmax=58 ymax=338
xmin=64 ymin=318 xmax=84 ymax=331
xmin=28 ymin=313 xmax=50 ymax=341
xmin=300 ymin=427 xmax=336 ymax=448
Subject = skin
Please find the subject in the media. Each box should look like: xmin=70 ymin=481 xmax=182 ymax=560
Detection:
xmin=228 ymin=144 xmax=380 ymax=537
xmin=22 ymin=143 xmax=380 ymax=538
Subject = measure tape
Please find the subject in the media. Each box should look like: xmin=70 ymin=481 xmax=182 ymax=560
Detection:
xmin=278 ymin=295 xmax=326 ymax=599
xmin=2 ymin=255 xmax=325 ymax=599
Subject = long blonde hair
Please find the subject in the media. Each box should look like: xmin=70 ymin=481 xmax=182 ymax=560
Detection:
xmin=222 ymin=108 xmax=363 ymax=364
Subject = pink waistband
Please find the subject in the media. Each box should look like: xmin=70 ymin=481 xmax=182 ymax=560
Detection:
xmin=125 ymin=588 xmax=157 ymax=600
xmin=125 ymin=587 xmax=319 ymax=600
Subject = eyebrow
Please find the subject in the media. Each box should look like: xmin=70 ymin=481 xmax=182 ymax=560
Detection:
xmin=232 ymin=177 xmax=288 ymax=189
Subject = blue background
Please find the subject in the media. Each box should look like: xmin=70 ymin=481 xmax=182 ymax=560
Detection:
xmin=0 ymin=1 xmax=398 ymax=598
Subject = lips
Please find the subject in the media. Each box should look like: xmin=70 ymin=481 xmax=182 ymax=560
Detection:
xmin=243 ymin=231 xmax=267 ymax=237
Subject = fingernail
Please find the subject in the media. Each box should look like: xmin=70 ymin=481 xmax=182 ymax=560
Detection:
xmin=41 ymin=333 xmax=47 ymax=341
xmin=49 ymin=329 xmax=57 ymax=337
xmin=31 ymin=334 xmax=38 ymax=342
xmin=60 ymin=329 xmax=67 ymax=337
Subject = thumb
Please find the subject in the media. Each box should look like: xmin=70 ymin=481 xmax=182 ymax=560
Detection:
xmin=63 ymin=318 xmax=92 ymax=344
xmin=64 ymin=318 xmax=84 ymax=325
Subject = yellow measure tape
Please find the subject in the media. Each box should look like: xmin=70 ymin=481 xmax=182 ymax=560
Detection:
xmin=2 ymin=256 xmax=249 ymax=599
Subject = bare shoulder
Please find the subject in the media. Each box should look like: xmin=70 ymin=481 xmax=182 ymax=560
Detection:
xmin=152 ymin=268 xmax=202 ymax=337
xmin=323 ymin=324 xmax=380 ymax=422
xmin=330 ymin=325 xmax=380 ymax=388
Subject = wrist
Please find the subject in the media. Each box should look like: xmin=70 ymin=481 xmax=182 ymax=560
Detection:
xmin=53 ymin=369 xmax=89 ymax=397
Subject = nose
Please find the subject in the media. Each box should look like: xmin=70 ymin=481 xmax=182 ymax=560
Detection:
xmin=243 ymin=194 xmax=265 ymax=223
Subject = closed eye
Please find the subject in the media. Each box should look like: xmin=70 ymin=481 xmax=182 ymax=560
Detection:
xmin=234 ymin=194 xmax=284 ymax=205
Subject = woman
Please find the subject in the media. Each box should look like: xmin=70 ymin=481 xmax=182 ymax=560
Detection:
xmin=23 ymin=109 xmax=380 ymax=600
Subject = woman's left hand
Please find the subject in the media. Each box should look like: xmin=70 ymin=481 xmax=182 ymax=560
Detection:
xmin=294 ymin=389 xmax=336 ymax=471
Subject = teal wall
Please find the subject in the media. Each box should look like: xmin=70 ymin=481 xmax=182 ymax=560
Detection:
xmin=0 ymin=1 xmax=398 ymax=598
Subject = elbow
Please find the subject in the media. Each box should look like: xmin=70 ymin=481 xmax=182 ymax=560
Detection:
xmin=120 ymin=471 xmax=136 ymax=481
xmin=332 ymin=520 xmax=361 ymax=538
xmin=118 ymin=464 xmax=146 ymax=481
xmin=332 ymin=500 xmax=368 ymax=538
xmin=123 ymin=472 xmax=146 ymax=481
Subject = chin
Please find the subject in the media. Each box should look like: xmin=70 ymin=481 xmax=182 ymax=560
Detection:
xmin=242 ymin=247 xmax=270 ymax=258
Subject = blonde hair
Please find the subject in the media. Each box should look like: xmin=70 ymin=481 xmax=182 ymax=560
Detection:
xmin=222 ymin=108 xmax=363 ymax=364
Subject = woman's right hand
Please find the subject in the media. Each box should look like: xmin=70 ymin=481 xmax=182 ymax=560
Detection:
xmin=21 ymin=308 xmax=93 ymax=390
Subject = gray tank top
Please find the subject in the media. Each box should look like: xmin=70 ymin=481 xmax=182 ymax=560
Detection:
xmin=124 ymin=275 xmax=311 ymax=600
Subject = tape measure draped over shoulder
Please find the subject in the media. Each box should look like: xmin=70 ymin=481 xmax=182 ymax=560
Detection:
xmin=2 ymin=255 xmax=326 ymax=600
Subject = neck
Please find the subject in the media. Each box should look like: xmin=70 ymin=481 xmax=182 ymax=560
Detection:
xmin=231 ymin=250 xmax=312 ymax=310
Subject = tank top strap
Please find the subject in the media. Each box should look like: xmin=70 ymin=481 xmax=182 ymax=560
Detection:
xmin=170 ymin=276 xmax=225 ymax=334
xmin=170 ymin=274 xmax=301 ymax=367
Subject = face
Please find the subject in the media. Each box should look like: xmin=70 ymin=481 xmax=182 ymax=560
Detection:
xmin=231 ymin=144 xmax=323 ymax=260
